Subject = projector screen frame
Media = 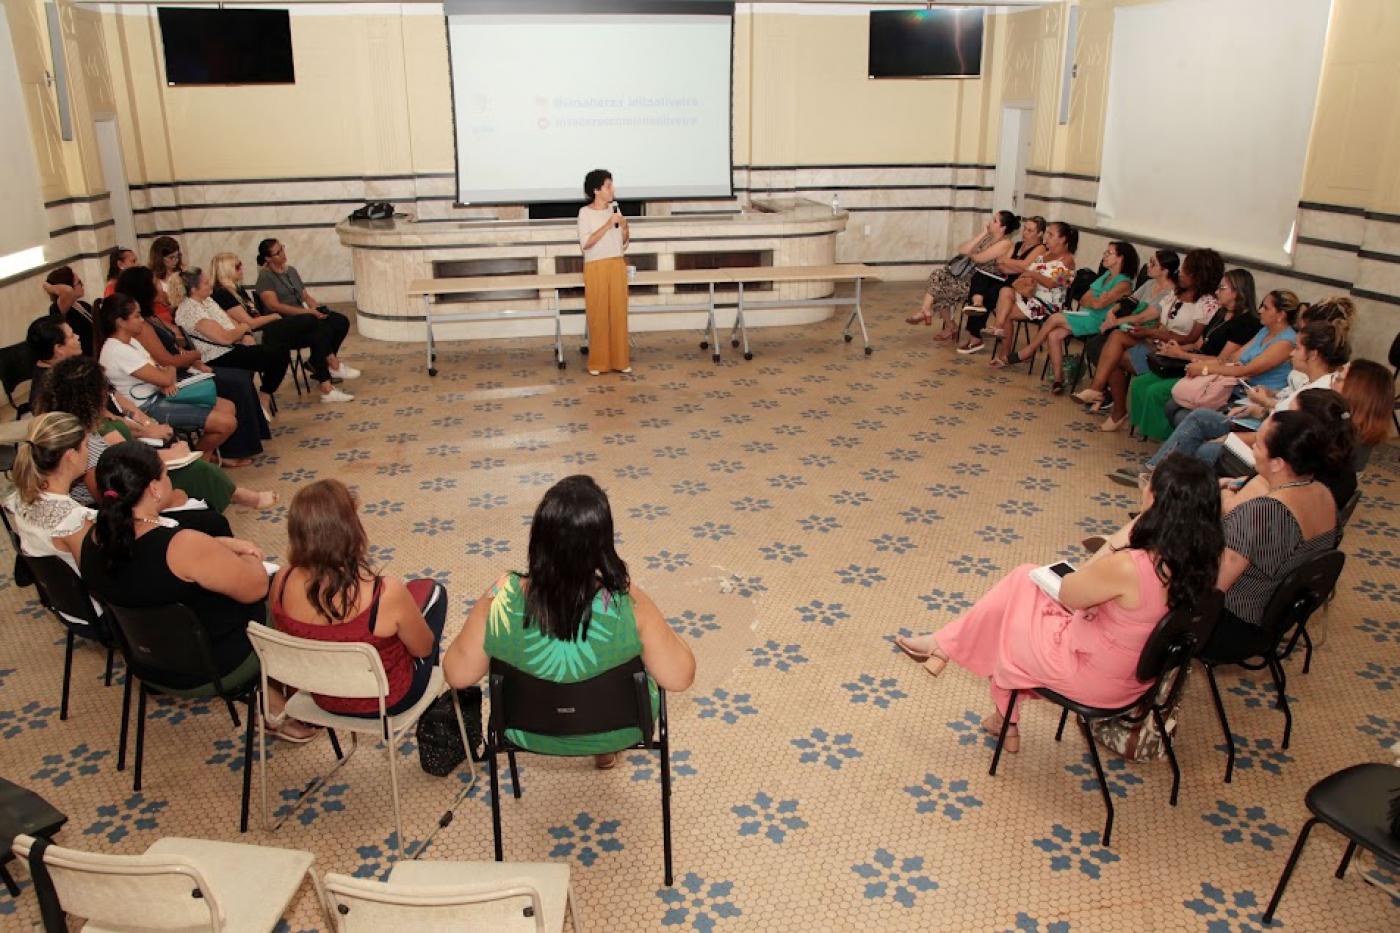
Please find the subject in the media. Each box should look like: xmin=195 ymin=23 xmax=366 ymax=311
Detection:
xmin=443 ymin=0 xmax=736 ymax=207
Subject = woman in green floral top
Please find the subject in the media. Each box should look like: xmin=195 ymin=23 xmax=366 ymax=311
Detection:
xmin=445 ymin=475 xmax=695 ymax=768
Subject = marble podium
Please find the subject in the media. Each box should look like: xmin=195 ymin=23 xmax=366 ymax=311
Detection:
xmin=336 ymin=198 xmax=848 ymax=343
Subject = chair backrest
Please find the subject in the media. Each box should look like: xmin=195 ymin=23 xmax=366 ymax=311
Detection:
xmin=1389 ymin=329 xmax=1400 ymax=371
xmin=1134 ymin=589 xmax=1224 ymax=687
xmin=245 ymin=623 xmax=390 ymax=700
xmin=1259 ymin=549 xmax=1347 ymax=641
xmin=1338 ymin=490 xmax=1362 ymax=530
xmin=1066 ymin=267 xmax=1100 ymax=307
xmin=0 ymin=339 xmax=35 ymax=402
xmin=25 ymin=554 xmax=102 ymax=628
xmin=489 ymin=655 xmax=654 ymax=744
xmin=321 ymin=872 xmax=546 ymax=932
xmin=105 ymin=602 xmax=225 ymax=692
xmin=12 ymin=834 xmax=224 ymax=931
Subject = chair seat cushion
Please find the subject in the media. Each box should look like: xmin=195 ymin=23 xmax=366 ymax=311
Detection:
xmin=389 ymin=859 xmax=571 ymax=933
xmin=284 ymin=666 xmax=445 ymax=736
xmin=1305 ymin=762 xmax=1400 ymax=862
xmin=82 ymin=837 xmax=314 ymax=933
xmin=1031 ymin=687 xmax=1145 ymax=721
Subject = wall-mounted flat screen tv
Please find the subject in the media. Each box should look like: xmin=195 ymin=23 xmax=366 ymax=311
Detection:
xmin=158 ymin=8 xmax=295 ymax=86
xmin=868 ymin=8 xmax=985 ymax=79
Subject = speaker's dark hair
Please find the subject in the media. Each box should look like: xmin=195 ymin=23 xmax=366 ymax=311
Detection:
xmin=583 ymin=169 xmax=612 ymax=202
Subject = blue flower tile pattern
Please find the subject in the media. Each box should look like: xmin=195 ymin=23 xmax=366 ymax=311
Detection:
xmin=1065 ymin=754 xmax=1143 ymax=799
xmin=732 ymin=791 xmax=807 ymax=844
xmin=851 ymin=848 xmax=938 ymax=907
xmin=791 ymin=728 xmax=862 ymax=770
xmin=31 ymin=743 xmax=110 ymax=788
xmin=657 ymin=873 xmax=742 ymax=930
xmin=1201 ymin=801 xmax=1289 ymax=850
xmin=548 ymin=812 xmax=624 ymax=866
xmin=1183 ymin=883 xmax=1275 ymax=932
xmin=1032 ymin=825 xmax=1120 ymax=879
xmin=904 ymin=773 xmax=983 ymax=821
xmin=693 ymin=689 xmax=758 ymax=725
xmin=1002 ymin=914 xmax=1071 ymax=933
xmin=84 ymin=793 xmax=168 ymax=844
xmin=841 ymin=673 xmax=908 ymax=708
xmin=750 ymin=640 xmax=809 ymax=672
xmin=1216 ymin=734 xmax=1295 ymax=775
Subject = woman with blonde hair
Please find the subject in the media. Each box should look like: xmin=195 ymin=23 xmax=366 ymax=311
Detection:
xmin=210 ymin=251 xmax=319 ymax=383
xmin=3 ymin=412 xmax=94 ymax=571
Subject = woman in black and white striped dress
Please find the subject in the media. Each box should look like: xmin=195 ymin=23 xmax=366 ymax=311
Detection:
xmin=1209 ymin=409 xmax=1340 ymax=656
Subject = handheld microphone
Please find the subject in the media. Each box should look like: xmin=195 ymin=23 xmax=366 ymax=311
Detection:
xmin=611 ymin=201 xmax=621 ymax=226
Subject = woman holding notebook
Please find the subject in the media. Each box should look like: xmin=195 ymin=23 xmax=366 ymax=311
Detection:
xmin=890 ymin=455 xmax=1222 ymax=753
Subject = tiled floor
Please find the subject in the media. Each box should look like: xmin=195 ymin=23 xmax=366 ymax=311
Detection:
xmin=3 ymin=283 xmax=1398 ymax=931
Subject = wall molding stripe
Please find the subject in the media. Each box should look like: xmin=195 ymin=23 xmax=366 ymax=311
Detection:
xmin=1365 ymin=209 xmax=1400 ymax=225
xmin=0 ymin=247 xmax=117 ymax=290
xmin=48 ymin=219 xmax=115 ymax=239
xmin=740 ymin=162 xmax=995 ymax=171
xmin=45 ymin=193 xmax=111 ymax=208
xmin=739 ymin=183 xmax=994 ymax=193
xmin=846 ymin=205 xmax=984 ymax=214
xmin=353 ymin=230 xmax=837 ymax=251
xmin=1026 ymin=169 xmax=1100 ymax=182
xmin=1350 ymin=288 xmax=1400 ymax=307
xmin=129 ymin=194 xmax=459 ymax=217
xmin=1023 ymin=193 xmax=1097 ymax=208
xmin=1297 ymin=200 xmax=1368 ymax=217
xmin=1358 ymin=248 xmax=1400 ymax=265
xmin=128 ymin=171 xmax=457 ymax=191
xmin=1295 ymin=236 xmax=1362 ymax=253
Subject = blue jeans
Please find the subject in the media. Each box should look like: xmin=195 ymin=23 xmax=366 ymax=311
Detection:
xmin=1146 ymin=407 xmax=1230 ymax=469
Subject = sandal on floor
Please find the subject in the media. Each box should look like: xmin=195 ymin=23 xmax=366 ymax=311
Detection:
xmin=266 ymin=715 xmax=318 ymax=744
xmin=982 ymin=718 xmax=1020 ymax=753
xmin=1073 ymin=388 xmax=1105 ymax=405
xmin=932 ymin=329 xmax=957 ymax=342
xmin=1005 ymin=349 xmax=1024 ymax=365
xmin=905 ymin=311 xmax=933 ymax=325
xmin=1101 ymin=414 xmax=1128 ymax=432
xmin=594 ymin=752 xmax=619 ymax=770
xmin=1051 ymin=380 xmax=1065 ymax=395
xmin=988 ymin=357 xmax=1007 ymax=369
xmin=893 ymin=634 xmax=934 ymax=663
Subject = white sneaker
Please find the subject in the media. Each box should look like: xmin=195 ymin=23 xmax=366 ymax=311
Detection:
xmin=329 ymin=364 xmax=361 ymax=380
xmin=320 ymin=387 xmax=355 ymax=403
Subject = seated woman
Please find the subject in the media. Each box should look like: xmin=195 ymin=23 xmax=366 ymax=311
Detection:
xmin=443 ymin=475 xmax=696 ymax=770
xmin=79 ymin=441 xmax=312 ymax=740
xmin=27 ymin=315 xmax=83 ymax=401
xmin=41 ymin=265 xmax=98 ymax=357
xmin=271 ymin=479 xmax=445 ymax=717
xmin=905 ymin=211 xmax=1018 ymax=340
xmin=986 ymin=221 xmax=1078 ymax=367
xmin=4 ymin=413 xmax=94 ymax=573
xmin=103 ymin=246 xmax=138 ymax=299
xmin=1208 ymin=411 xmax=1339 ymax=657
xmin=1008 ymin=241 xmax=1140 ymax=393
xmin=36 ymin=355 xmax=275 ymax=515
xmin=957 ymin=215 xmax=1047 ymax=354
xmin=1127 ymin=269 xmax=1259 ymax=441
xmin=147 ymin=236 xmax=184 ymax=325
xmin=254 ymin=238 xmax=357 ymax=403
xmin=1075 ymin=250 xmax=1221 ymax=429
xmin=1111 ymin=289 xmax=1300 ymax=484
xmin=119 ymin=267 xmax=268 ymax=463
xmin=210 ymin=251 xmax=320 ymax=383
xmin=1324 ymin=359 xmax=1394 ymax=472
xmin=97 ymin=290 xmax=238 ymax=463
xmin=891 ymin=454 xmax=1222 ymax=752
xmin=174 ymin=267 xmax=287 ymax=418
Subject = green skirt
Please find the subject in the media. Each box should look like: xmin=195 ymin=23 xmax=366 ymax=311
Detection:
xmin=1063 ymin=308 xmax=1107 ymax=337
xmin=102 ymin=420 xmax=236 ymax=513
xmin=1127 ymin=373 xmax=1180 ymax=442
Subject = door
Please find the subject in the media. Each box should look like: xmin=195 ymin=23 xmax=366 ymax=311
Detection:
xmin=992 ymin=105 xmax=1035 ymax=214
xmin=93 ymin=116 xmax=136 ymax=249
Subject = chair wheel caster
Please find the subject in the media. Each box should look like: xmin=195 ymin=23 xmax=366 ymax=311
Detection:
xmin=731 ymin=339 xmax=739 ymax=348
xmin=744 ymin=352 xmax=753 ymax=361
xmin=712 ymin=354 xmax=720 ymax=364
xmin=700 ymin=341 xmax=710 ymax=350
xmin=844 ymin=334 xmax=853 ymax=343
xmin=864 ymin=347 xmax=873 ymax=356
xmin=557 ymin=361 xmax=565 ymax=370
xmin=579 ymin=346 xmax=588 ymax=355
xmin=428 ymin=368 xmax=438 ymax=377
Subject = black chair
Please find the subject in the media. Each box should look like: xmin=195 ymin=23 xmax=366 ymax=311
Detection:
xmin=23 ymin=554 xmax=116 ymax=720
xmin=1388 ymin=331 xmax=1399 ymax=435
xmin=1262 ymin=762 xmax=1400 ymax=925
xmin=105 ymin=603 xmax=258 ymax=833
xmin=1200 ymin=550 xmax=1346 ymax=783
xmin=989 ymin=317 xmax=1041 ymax=375
xmin=0 ymin=340 xmax=35 ymax=420
xmin=486 ymin=656 xmax=674 ymax=885
xmin=988 ymin=591 xmax=1223 ymax=847
xmin=0 ymin=777 xmax=67 ymax=897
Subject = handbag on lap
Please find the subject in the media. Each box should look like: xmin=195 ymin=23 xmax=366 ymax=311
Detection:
xmin=1146 ymin=353 xmax=1188 ymax=379
xmin=1170 ymin=373 xmax=1237 ymax=410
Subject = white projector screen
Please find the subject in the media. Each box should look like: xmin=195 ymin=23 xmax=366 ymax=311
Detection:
xmin=447 ymin=9 xmax=733 ymax=203
xmin=0 ymin=5 xmax=51 ymax=276
xmin=1096 ymin=0 xmax=1331 ymax=265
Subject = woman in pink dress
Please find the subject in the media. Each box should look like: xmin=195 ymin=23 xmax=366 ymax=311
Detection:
xmin=893 ymin=454 xmax=1222 ymax=752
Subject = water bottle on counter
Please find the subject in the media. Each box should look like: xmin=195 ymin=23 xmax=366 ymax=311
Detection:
xmin=831 ymin=193 xmax=840 ymax=214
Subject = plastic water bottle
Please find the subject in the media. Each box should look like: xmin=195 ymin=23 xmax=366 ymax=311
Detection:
xmin=831 ymin=193 xmax=840 ymax=214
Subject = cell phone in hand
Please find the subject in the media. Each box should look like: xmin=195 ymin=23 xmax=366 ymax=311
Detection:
xmin=1047 ymin=561 xmax=1075 ymax=578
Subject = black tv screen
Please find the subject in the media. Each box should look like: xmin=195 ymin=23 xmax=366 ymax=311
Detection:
xmin=869 ymin=8 xmax=984 ymax=79
xmin=158 ymin=8 xmax=295 ymax=86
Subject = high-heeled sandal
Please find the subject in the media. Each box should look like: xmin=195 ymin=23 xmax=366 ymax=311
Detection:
xmin=982 ymin=718 xmax=1019 ymax=753
xmin=905 ymin=310 xmax=933 ymax=325
xmin=893 ymin=634 xmax=933 ymax=662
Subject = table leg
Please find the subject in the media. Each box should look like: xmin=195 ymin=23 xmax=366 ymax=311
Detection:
xmin=709 ymin=283 xmax=721 ymax=364
xmin=423 ymin=295 xmax=437 ymax=376
xmin=552 ymin=289 xmax=564 ymax=370
xmin=733 ymin=282 xmax=752 ymax=361
xmin=842 ymin=277 xmax=873 ymax=355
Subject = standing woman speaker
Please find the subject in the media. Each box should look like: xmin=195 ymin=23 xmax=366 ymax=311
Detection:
xmin=578 ymin=169 xmax=631 ymax=375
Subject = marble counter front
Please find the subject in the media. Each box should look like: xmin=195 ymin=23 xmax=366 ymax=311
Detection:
xmin=337 ymin=198 xmax=848 ymax=343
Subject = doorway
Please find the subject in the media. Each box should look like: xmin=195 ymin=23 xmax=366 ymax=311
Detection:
xmin=992 ymin=105 xmax=1035 ymax=216
xmin=93 ymin=116 xmax=136 ymax=249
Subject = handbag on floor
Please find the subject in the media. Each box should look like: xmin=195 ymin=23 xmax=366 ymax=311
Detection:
xmin=1090 ymin=666 xmax=1190 ymax=762
xmin=416 ymin=685 xmax=484 ymax=776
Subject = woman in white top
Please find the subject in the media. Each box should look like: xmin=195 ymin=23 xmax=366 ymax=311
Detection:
xmin=97 ymin=291 xmax=236 ymax=461
xmin=1074 ymin=249 xmax=1223 ymax=430
xmin=173 ymin=267 xmax=287 ymax=417
xmin=577 ymin=169 xmax=630 ymax=376
xmin=3 ymin=413 xmax=94 ymax=574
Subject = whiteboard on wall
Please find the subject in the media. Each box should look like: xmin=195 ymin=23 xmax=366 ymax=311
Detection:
xmin=0 ymin=5 xmax=51 ymax=276
xmin=1096 ymin=0 xmax=1332 ymax=265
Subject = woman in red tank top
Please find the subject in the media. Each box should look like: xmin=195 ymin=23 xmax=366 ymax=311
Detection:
xmin=272 ymin=479 xmax=447 ymax=716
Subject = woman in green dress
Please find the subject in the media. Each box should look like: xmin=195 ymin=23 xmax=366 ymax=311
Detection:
xmin=445 ymin=475 xmax=695 ymax=769
xmin=1009 ymin=241 xmax=1139 ymax=393
xmin=33 ymin=356 xmax=276 ymax=514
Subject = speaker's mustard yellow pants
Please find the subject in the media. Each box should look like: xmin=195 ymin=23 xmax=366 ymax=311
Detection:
xmin=584 ymin=256 xmax=629 ymax=372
